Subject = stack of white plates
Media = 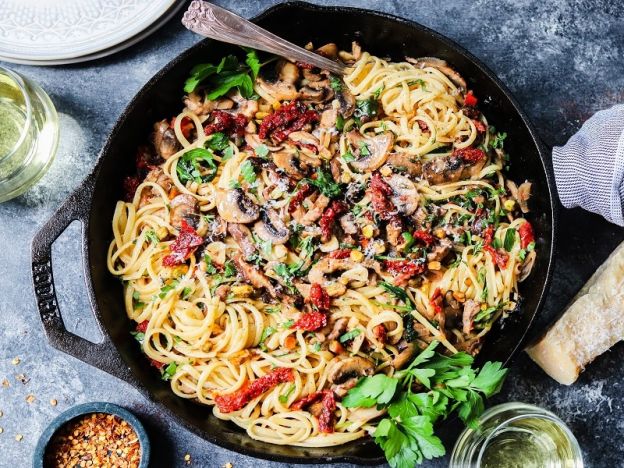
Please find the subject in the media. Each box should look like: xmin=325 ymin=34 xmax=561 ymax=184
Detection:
xmin=0 ymin=0 xmax=185 ymax=65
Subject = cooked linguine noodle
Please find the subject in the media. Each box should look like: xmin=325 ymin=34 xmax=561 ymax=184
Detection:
xmin=108 ymin=42 xmax=536 ymax=447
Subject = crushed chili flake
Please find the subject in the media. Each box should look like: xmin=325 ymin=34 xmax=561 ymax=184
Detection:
xmin=44 ymin=413 xmax=141 ymax=468
xmin=309 ymin=283 xmax=330 ymax=313
xmin=319 ymin=200 xmax=347 ymax=241
xmin=204 ymin=110 xmax=247 ymax=137
xmin=215 ymin=368 xmax=294 ymax=413
xmin=417 ymin=120 xmax=429 ymax=132
xmin=293 ymin=310 xmax=327 ymax=331
xmin=519 ymin=221 xmax=535 ymax=249
xmin=258 ymin=100 xmax=319 ymax=142
xmin=288 ymin=183 xmax=314 ymax=213
xmin=162 ymin=220 xmax=203 ymax=266
xmin=453 ymin=147 xmax=486 ymax=164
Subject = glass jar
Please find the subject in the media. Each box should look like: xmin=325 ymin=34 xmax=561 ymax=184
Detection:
xmin=0 ymin=66 xmax=59 ymax=202
xmin=450 ymin=402 xmax=583 ymax=468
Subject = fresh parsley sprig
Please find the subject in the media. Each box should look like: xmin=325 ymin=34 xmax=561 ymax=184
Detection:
xmin=343 ymin=341 xmax=508 ymax=468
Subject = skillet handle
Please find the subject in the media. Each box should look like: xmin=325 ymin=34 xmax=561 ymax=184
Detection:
xmin=31 ymin=176 xmax=133 ymax=384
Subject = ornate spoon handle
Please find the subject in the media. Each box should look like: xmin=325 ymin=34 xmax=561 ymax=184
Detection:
xmin=182 ymin=1 xmax=346 ymax=75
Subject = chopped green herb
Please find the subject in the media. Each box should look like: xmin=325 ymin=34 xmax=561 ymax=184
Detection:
xmin=177 ymin=148 xmax=218 ymax=185
xmin=205 ymin=132 xmax=230 ymax=151
xmin=159 ymin=280 xmax=179 ymax=299
xmin=161 ymin=362 xmax=177 ymax=381
xmin=313 ymin=342 xmax=322 ymax=352
xmin=372 ymin=85 xmax=385 ymax=99
xmin=336 ymin=113 xmax=345 ymax=131
xmin=307 ymin=167 xmax=342 ymax=198
xmin=240 ymin=160 xmax=257 ymax=184
xmin=265 ymin=305 xmax=281 ymax=314
xmin=360 ymin=142 xmax=371 ymax=156
xmin=279 ymin=384 xmax=296 ymax=403
xmin=204 ymin=255 xmax=218 ymax=274
xmin=281 ymin=319 xmax=295 ymax=329
xmin=259 ymin=326 xmax=276 ymax=350
xmin=223 ymin=260 xmax=237 ymax=277
xmin=130 ymin=331 xmax=144 ymax=343
xmin=503 ymin=228 xmax=517 ymax=252
xmin=255 ymin=144 xmax=270 ymax=158
xmin=380 ymin=281 xmax=414 ymax=308
xmin=145 ymin=230 xmax=159 ymax=245
xmin=402 ymin=232 xmax=415 ymax=251
xmin=341 ymin=151 xmax=355 ymax=162
xmin=339 ymin=328 xmax=362 ymax=343
xmin=330 ymin=75 xmax=343 ymax=92
xmin=490 ymin=131 xmax=507 ymax=149
xmin=222 ymin=146 xmax=235 ymax=161
xmin=182 ymin=286 xmax=193 ymax=299
xmin=229 ymin=179 xmax=242 ymax=189
xmin=354 ymin=97 xmax=379 ymax=122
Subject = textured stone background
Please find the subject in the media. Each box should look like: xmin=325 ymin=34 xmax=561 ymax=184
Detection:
xmin=1 ymin=1 xmax=624 ymax=467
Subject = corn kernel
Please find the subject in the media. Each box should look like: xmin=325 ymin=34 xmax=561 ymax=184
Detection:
xmin=379 ymin=166 xmax=392 ymax=177
xmin=255 ymin=111 xmax=269 ymax=119
xmin=362 ymin=225 xmax=374 ymax=238
xmin=231 ymin=285 xmax=253 ymax=297
xmin=272 ymin=101 xmax=281 ymax=110
xmin=481 ymin=303 xmax=488 ymax=310
xmin=434 ymin=228 xmax=446 ymax=239
xmin=350 ymin=250 xmax=364 ymax=262
xmin=504 ymin=199 xmax=516 ymax=211
xmin=373 ymin=241 xmax=386 ymax=254
xmin=464 ymin=278 xmax=472 ymax=286
xmin=428 ymin=261 xmax=441 ymax=271
xmin=156 ymin=227 xmax=168 ymax=240
xmin=452 ymin=291 xmax=466 ymax=302
xmin=340 ymin=172 xmax=352 ymax=184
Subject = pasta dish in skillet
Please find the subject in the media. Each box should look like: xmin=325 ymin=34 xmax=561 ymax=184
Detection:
xmin=108 ymin=42 xmax=536 ymax=449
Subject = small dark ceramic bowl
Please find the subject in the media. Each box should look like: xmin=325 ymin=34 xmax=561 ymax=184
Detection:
xmin=33 ymin=402 xmax=150 ymax=468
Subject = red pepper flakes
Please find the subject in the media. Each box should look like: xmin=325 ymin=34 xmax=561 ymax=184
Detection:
xmin=258 ymin=100 xmax=319 ymax=142
xmin=162 ymin=220 xmax=203 ymax=266
xmin=291 ymin=390 xmax=336 ymax=433
xmin=464 ymin=90 xmax=478 ymax=107
xmin=44 ymin=413 xmax=141 ymax=468
xmin=430 ymin=287 xmax=443 ymax=315
xmin=293 ymin=310 xmax=327 ymax=331
xmin=384 ymin=259 xmax=426 ymax=285
xmin=309 ymin=283 xmax=331 ymax=313
xmin=453 ymin=147 xmax=486 ymax=164
xmin=328 ymin=248 xmax=352 ymax=259
xmin=413 ymin=230 xmax=435 ymax=246
xmin=319 ymin=200 xmax=347 ymax=242
xmin=288 ymin=183 xmax=314 ymax=213
xmin=519 ymin=221 xmax=535 ymax=249
xmin=215 ymin=368 xmax=294 ymax=413
xmin=204 ymin=110 xmax=247 ymax=137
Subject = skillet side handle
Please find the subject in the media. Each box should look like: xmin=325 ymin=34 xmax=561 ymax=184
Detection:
xmin=30 ymin=176 xmax=133 ymax=384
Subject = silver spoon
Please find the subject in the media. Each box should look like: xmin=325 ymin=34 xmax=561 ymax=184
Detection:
xmin=181 ymin=1 xmax=346 ymax=75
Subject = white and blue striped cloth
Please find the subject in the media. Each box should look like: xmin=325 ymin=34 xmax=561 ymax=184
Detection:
xmin=552 ymin=104 xmax=624 ymax=226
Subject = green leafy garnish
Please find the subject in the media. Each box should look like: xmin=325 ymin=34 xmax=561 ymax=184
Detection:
xmin=380 ymin=281 xmax=414 ymax=308
xmin=254 ymin=144 xmax=269 ymax=158
xmin=298 ymin=236 xmax=316 ymax=259
xmin=279 ymin=384 xmax=296 ymax=404
xmin=354 ymin=97 xmax=379 ymax=122
xmin=240 ymin=160 xmax=257 ymax=184
xmin=307 ymin=167 xmax=342 ymax=198
xmin=223 ymin=260 xmax=237 ymax=277
xmin=145 ymin=230 xmax=159 ymax=245
xmin=360 ymin=142 xmax=371 ymax=156
xmin=372 ymin=85 xmax=385 ymax=99
xmin=341 ymin=151 xmax=355 ymax=162
xmin=336 ymin=113 xmax=345 ymax=131
xmin=222 ymin=146 xmax=235 ymax=161
xmin=259 ymin=326 xmax=276 ymax=350
xmin=329 ymin=75 xmax=343 ymax=92
xmin=281 ymin=319 xmax=295 ymax=329
xmin=205 ymin=132 xmax=230 ymax=151
xmin=184 ymin=49 xmax=262 ymax=99
xmin=339 ymin=328 xmax=362 ymax=344
xmin=490 ymin=131 xmax=507 ymax=149
xmin=204 ymin=255 xmax=218 ymax=274
xmin=344 ymin=341 xmax=508 ymax=467
xmin=159 ymin=280 xmax=179 ymax=299
xmin=177 ymin=148 xmax=217 ymax=185
xmin=503 ymin=228 xmax=517 ymax=252
xmin=162 ymin=362 xmax=177 ymax=381
xmin=130 ymin=331 xmax=144 ymax=343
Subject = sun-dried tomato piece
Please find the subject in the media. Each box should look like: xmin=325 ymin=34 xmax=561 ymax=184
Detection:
xmin=259 ymin=101 xmax=319 ymax=142
xmin=319 ymin=200 xmax=347 ymax=242
xmin=309 ymin=283 xmax=331 ymax=313
xmin=215 ymin=368 xmax=294 ymax=413
xmin=288 ymin=183 xmax=314 ymax=213
xmin=293 ymin=311 xmax=328 ymax=331
xmin=162 ymin=220 xmax=203 ymax=266
xmin=204 ymin=110 xmax=247 ymax=136
xmin=453 ymin=147 xmax=486 ymax=164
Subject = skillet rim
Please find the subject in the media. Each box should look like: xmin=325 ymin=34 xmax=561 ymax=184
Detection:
xmin=75 ymin=1 xmax=557 ymax=464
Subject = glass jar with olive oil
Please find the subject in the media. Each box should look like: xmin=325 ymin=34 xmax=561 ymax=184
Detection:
xmin=0 ymin=66 xmax=59 ymax=202
xmin=450 ymin=402 xmax=583 ymax=468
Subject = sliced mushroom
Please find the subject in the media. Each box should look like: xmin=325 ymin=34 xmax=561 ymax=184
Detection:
xmin=232 ymin=254 xmax=279 ymax=297
xmin=316 ymin=43 xmax=338 ymax=59
xmin=206 ymin=215 xmax=228 ymax=242
xmin=386 ymin=153 xmax=423 ymax=177
xmin=279 ymin=60 xmax=300 ymax=84
xmin=272 ymin=150 xmax=307 ymax=179
xmin=386 ymin=217 xmax=404 ymax=248
xmin=216 ymin=189 xmax=259 ymax=224
xmin=152 ymin=120 xmax=180 ymax=159
xmin=427 ymin=238 xmax=453 ymax=262
xmin=170 ymin=194 xmax=198 ymax=229
xmin=299 ymin=85 xmax=333 ymax=104
xmin=385 ymin=174 xmax=419 ymax=215
xmin=230 ymin=92 xmax=259 ymax=119
xmin=308 ymin=256 xmax=373 ymax=289
xmin=320 ymin=108 xmax=338 ymax=129
xmin=346 ymin=131 xmax=394 ymax=172
xmin=339 ymin=213 xmax=358 ymax=235
xmin=519 ymin=250 xmax=536 ymax=282
xmin=422 ymin=155 xmax=463 ymax=185
xmin=407 ymin=56 xmax=467 ymax=91
xmin=337 ymin=88 xmax=356 ymax=118
xmin=254 ymin=208 xmax=290 ymax=245
xmin=256 ymin=60 xmax=299 ymax=101
xmin=517 ymin=181 xmax=532 ymax=213
xmin=300 ymin=194 xmax=330 ymax=226
xmin=328 ymin=356 xmax=375 ymax=396
xmin=144 ymin=167 xmax=173 ymax=197
xmin=326 ymin=318 xmax=348 ymax=341
xmin=227 ymin=223 xmax=257 ymax=259
xmin=462 ymin=299 xmax=481 ymax=335
xmin=392 ymin=341 xmax=416 ymax=369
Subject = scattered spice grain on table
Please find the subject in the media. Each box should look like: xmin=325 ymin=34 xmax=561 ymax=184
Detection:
xmin=44 ymin=412 xmax=141 ymax=468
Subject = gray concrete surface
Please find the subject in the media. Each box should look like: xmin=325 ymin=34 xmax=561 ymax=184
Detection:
xmin=1 ymin=1 xmax=624 ymax=467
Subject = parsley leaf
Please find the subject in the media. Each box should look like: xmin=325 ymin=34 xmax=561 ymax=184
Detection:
xmin=254 ymin=144 xmax=269 ymax=158
xmin=503 ymin=228 xmax=517 ymax=252
xmin=339 ymin=328 xmax=362 ymax=343
xmin=177 ymin=148 xmax=217 ymax=184
xmin=259 ymin=326 xmax=276 ymax=350
xmin=329 ymin=75 xmax=343 ymax=92
xmin=490 ymin=131 xmax=507 ymax=149
xmin=205 ymin=132 xmax=229 ymax=151
xmin=307 ymin=167 xmax=342 ymax=198
xmin=161 ymin=362 xmax=177 ymax=381
xmin=279 ymin=384 xmax=296 ymax=404
xmin=145 ymin=230 xmax=159 ymax=245
xmin=240 ymin=160 xmax=257 ymax=184
xmin=380 ymin=281 xmax=414 ymax=308
xmin=342 ymin=374 xmax=398 ymax=408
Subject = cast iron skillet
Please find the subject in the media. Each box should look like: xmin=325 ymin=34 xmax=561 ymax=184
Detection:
xmin=31 ymin=2 xmax=555 ymax=464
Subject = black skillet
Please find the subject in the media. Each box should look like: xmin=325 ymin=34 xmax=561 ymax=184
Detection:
xmin=31 ymin=2 xmax=556 ymax=464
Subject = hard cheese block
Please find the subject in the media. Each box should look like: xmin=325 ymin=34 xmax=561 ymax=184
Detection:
xmin=526 ymin=240 xmax=624 ymax=385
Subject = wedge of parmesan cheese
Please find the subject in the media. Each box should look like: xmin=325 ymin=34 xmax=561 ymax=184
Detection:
xmin=526 ymin=240 xmax=624 ymax=385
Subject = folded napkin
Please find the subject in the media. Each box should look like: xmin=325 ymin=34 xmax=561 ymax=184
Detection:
xmin=552 ymin=104 xmax=624 ymax=226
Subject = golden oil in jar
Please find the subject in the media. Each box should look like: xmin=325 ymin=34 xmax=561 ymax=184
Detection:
xmin=0 ymin=66 xmax=58 ymax=202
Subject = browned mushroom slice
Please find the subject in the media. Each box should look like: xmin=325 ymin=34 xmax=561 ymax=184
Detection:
xmin=337 ymin=88 xmax=356 ymax=118
xmin=144 ymin=167 xmax=173 ymax=194
xmin=170 ymin=194 xmax=198 ymax=229
xmin=253 ymin=208 xmax=290 ymax=245
xmin=392 ymin=341 xmax=417 ymax=369
xmin=339 ymin=213 xmax=358 ymax=235
xmin=152 ymin=120 xmax=180 ymax=159
xmin=385 ymin=153 xmax=423 ymax=177
xmin=299 ymin=85 xmax=334 ymax=104
xmin=316 ymin=43 xmax=338 ymax=59
xmin=427 ymin=238 xmax=453 ymax=262
xmin=300 ymin=194 xmax=330 ymax=226
xmin=462 ymin=299 xmax=481 ymax=334
xmin=256 ymin=60 xmax=300 ymax=101
xmin=346 ymin=131 xmax=394 ymax=172
xmin=183 ymin=92 xmax=234 ymax=117
xmin=216 ymin=189 xmax=259 ymax=224
xmin=273 ymin=150 xmax=306 ymax=179
xmin=385 ymin=174 xmax=419 ymax=215
xmin=422 ymin=155 xmax=464 ymax=185
xmin=517 ymin=181 xmax=532 ymax=213
xmin=328 ymin=356 xmax=375 ymax=396
xmin=320 ymin=108 xmax=338 ymax=129
xmin=407 ymin=56 xmax=467 ymax=90
xmin=227 ymin=223 xmax=257 ymax=259
xmin=232 ymin=254 xmax=279 ymax=297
